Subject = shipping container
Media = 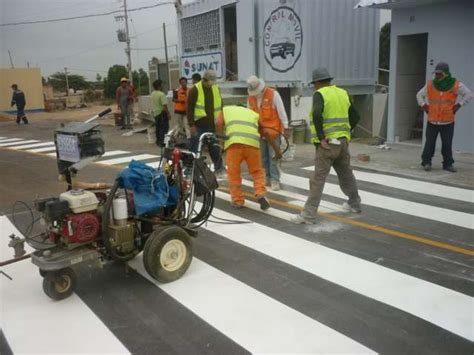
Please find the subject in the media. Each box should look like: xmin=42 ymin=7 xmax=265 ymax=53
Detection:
xmin=177 ymin=0 xmax=380 ymax=95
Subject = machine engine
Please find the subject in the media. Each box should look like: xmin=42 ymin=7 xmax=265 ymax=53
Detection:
xmin=36 ymin=189 xmax=101 ymax=245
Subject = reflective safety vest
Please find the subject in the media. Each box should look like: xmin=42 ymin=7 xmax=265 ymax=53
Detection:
xmin=310 ymin=85 xmax=351 ymax=144
xmin=194 ymin=81 xmax=222 ymax=121
xmin=174 ymin=87 xmax=188 ymax=114
xmin=427 ymin=80 xmax=459 ymax=123
xmin=248 ymin=87 xmax=283 ymax=139
xmin=223 ymin=106 xmax=260 ymax=150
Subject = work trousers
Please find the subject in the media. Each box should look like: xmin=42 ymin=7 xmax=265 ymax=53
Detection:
xmin=16 ymin=105 xmax=28 ymax=124
xmin=226 ymin=144 xmax=266 ymax=206
xmin=190 ymin=126 xmax=223 ymax=172
xmin=175 ymin=113 xmax=191 ymax=138
xmin=260 ymin=136 xmax=281 ymax=183
xmin=120 ymin=102 xmax=132 ymax=127
xmin=421 ymin=122 xmax=455 ymax=167
xmin=303 ymin=139 xmax=360 ymax=220
xmin=154 ymin=112 xmax=169 ymax=147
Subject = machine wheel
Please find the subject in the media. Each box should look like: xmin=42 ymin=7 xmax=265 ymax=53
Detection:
xmin=143 ymin=226 xmax=192 ymax=283
xmin=42 ymin=268 xmax=76 ymax=300
xmin=39 ymin=269 xmax=46 ymax=277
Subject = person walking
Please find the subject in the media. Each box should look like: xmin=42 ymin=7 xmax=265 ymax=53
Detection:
xmin=417 ymin=62 xmax=472 ymax=172
xmin=191 ymin=73 xmax=201 ymax=85
xmin=10 ymin=84 xmax=29 ymax=124
xmin=151 ymin=80 xmax=170 ymax=147
xmin=187 ymin=69 xmax=225 ymax=177
xmin=116 ymin=77 xmax=135 ymax=129
xmin=247 ymin=76 xmax=289 ymax=191
xmin=292 ymin=68 xmax=361 ymax=224
xmin=216 ymin=105 xmax=270 ymax=210
xmin=173 ymin=77 xmax=190 ymax=138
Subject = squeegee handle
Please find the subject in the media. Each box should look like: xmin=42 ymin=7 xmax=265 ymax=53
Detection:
xmin=84 ymin=108 xmax=112 ymax=123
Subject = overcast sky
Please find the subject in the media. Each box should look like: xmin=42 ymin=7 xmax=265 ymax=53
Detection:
xmin=1 ymin=0 xmax=390 ymax=81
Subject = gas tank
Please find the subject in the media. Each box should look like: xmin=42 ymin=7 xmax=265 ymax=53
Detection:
xmin=60 ymin=189 xmax=99 ymax=213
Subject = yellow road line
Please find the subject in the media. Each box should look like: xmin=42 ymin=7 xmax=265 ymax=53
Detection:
xmin=6 ymin=147 xmax=473 ymax=256
xmin=219 ymin=188 xmax=474 ymax=257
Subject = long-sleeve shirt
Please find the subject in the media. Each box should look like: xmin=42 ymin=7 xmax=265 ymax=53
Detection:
xmin=11 ymin=90 xmax=26 ymax=108
xmin=312 ymin=91 xmax=360 ymax=141
xmin=246 ymin=90 xmax=289 ymax=129
xmin=186 ymin=85 xmax=216 ymax=129
xmin=416 ymin=82 xmax=472 ymax=107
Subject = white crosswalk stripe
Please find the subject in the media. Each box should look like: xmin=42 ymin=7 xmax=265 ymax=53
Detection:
xmin=1 ymin=136 xmax=473 ymax=353
xmin=303 ymin=166 xmax=474 ymax=203
xmin=281 ymin=172 xmax=473 ymax=229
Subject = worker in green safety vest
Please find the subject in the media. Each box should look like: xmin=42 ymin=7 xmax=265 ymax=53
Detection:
xmin=292 ymin=67 xmax=362 ymax=225
xmin=187 ymin=70 xmax=225 ymax=178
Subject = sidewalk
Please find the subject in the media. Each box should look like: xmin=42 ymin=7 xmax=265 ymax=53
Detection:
xmin=292 ymin=141 xmax=474 ymax=189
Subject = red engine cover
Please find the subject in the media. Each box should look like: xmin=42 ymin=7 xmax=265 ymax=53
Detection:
xmin=62 ymin=212 xmax=100 ymax=243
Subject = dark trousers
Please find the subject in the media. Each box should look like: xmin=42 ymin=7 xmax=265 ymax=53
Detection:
xmin=16 ymin=105 xmax=28 ymax=124
xmin=154 ymin=112 xmax=169 ymax=147
xmin=421 ymin=122 xmax=455 ymax=167
xmin=190 ymin=126 xmax=223 ymax=171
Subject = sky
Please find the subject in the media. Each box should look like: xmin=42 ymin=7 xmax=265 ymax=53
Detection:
xmin=0 ymin=0 xmax=391 ymax=81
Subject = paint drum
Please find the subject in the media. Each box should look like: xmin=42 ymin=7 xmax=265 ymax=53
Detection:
xmin=113 ymin=198 xmax=128 ymax=226
xmin=290 ymin=120 xmax=306 ymax=144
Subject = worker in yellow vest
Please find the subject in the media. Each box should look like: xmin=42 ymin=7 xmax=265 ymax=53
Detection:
xmin=216 ymin=105 xmax=270 ymax=210
xmin=416 ymin=62 xmax=472 ymax=172
xmin=292 ymin=68 xmax=361 ymax=224
xmin=187 ymin=70 xmax=225 ymax=178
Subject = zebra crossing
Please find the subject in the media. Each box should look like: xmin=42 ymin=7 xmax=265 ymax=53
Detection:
xmin=1 ymin=135 xmax=473 ymax=354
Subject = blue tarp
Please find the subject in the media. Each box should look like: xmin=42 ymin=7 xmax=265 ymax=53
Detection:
xmin=119 ymin=160 xmax=170 ymax=216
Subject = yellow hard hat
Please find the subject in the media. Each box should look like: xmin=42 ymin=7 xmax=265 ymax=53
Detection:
xmin=120 ymin=77 xmax=128 ymax=82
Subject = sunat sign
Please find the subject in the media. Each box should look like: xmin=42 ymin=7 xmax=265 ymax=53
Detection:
xmin=181 ymin=51 xmax=223 ymax=80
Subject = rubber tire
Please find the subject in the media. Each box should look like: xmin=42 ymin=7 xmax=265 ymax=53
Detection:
xmin=39 ymin=269 xmax=46 ymax=277
xmin=42 ymin=268 xmax=76 ymax=301
xmin=143 ymin=226 xmax=192 ymax=283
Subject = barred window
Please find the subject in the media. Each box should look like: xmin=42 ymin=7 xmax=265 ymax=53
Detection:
xmin=181 ymin=10 xmax=221 ymax=52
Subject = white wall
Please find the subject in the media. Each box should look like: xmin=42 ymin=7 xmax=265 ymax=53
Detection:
xmin=387 ymin=0 xmax=474 ymax=152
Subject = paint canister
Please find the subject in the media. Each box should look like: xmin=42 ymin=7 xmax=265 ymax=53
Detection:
xmin=113 ymin=198 xmax=128 ymax=226
xmin=290 ymin=120 xmax=307 ymax=144
xmin=147 ymin=126 xmax=156 ymax=144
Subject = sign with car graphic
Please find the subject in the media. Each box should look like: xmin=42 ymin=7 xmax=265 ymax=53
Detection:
xmin=263 ymin=6 xmax=303 ymax=73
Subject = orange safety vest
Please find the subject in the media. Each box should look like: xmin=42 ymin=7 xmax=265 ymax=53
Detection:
xmin=427 ymin=80 xmax=459 ymax=123
xmin=248 ymin=87 xmax=283 ymax=139
xmin=174 ymin=87 xmax=188 ymax=114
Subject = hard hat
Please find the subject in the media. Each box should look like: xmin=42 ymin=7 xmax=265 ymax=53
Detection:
xmin=120 ymin=77 xmax=129 ymax=82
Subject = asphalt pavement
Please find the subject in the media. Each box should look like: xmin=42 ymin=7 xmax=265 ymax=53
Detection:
xmin=0 ymin=112 xmax=473 ymax=354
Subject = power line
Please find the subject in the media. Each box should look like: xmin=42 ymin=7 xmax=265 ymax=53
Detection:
xmin=0 ymin=1 xmax=175 ymax=27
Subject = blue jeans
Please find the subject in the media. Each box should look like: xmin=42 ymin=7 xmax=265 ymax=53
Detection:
xmin=260 ymin=136 xmax=281 ymax=183
xmin=190 ymin=126 xmax=223 ymax=171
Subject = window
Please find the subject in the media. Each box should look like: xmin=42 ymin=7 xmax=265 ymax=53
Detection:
xmin=181 ymin=10 xmax=221 ymax=52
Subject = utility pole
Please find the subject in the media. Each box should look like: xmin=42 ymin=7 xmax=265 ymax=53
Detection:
xmin=8 ymin=50 xmax=14 ymax=68
xmin=163 ymin=22 xmax=171 ymax=92
xmin=124 ymin=0 xmax=133 ymax=84
xmin=64 ymin=67 xmax=70 ymax=95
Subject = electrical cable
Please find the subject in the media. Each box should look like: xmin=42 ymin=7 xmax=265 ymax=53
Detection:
xmin=0 ymin=1 xmax=175 ymax=27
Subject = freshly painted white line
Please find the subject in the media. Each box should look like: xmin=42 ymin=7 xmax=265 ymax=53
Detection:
xmin=0 ymin=216 xmax=129 ymax=354
xmin=10 ymin=142 xmax=54 ymax=150
xmin=282 ymin=173 xmax=473 ymax=229
xmin=0 ymin=138 xmax=22 ymax=143
xmin=303 ymin=166 xmax=474 ymax=203
xmin=241 ymin=178 xmax=343 ymax=213
xmin=99 ymin=154 xmax=159 ymax=165
xmin=46 ymin=152 xmax=57 ymax=156
xmin=129 ymin=257 xmax=374 ymax=354
xmin=146 ymin=161 xmax=162 ymax=169
xmin=0 ymin=139 xmax=39 ymax=147
xmin=201 ymin=207 xmax=474 ymax=341
xmin=101 ymin=150 xmax=130 ymax=157
xmin=28 ymin=146 xmax=57 ymax=153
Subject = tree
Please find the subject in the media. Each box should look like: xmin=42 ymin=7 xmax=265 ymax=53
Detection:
xmin=48 ymin=72 xmax=89 ymax=92
xmin=96 ymin=73 xmax=102 ymax=82
xmin=132 ymin=68 xmax=150 ymax=95
xmin=379 ymin=22 xmax=391 ymax=86
xmin=103 ymin=64 xmax=128 ymax=98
